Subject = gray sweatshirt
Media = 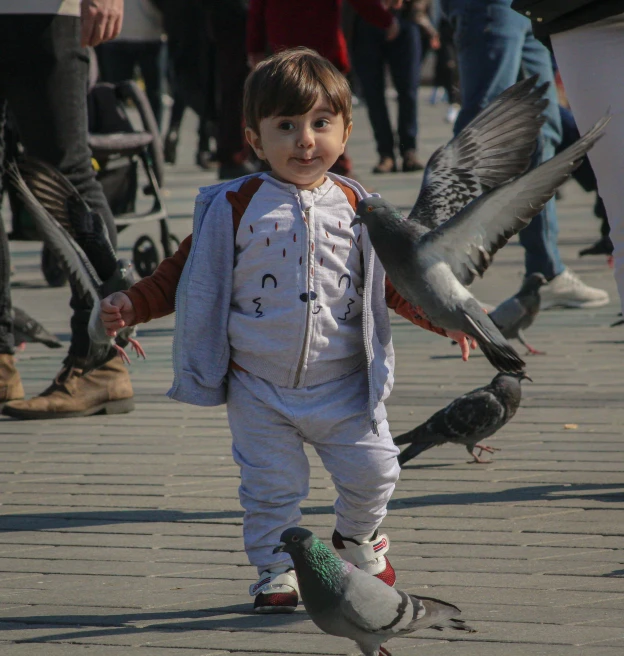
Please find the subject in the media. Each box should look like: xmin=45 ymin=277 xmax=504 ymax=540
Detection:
xmin=168 ymin=173 xmax=395 ymax=432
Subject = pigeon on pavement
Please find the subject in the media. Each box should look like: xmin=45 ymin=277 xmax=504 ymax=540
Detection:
xmin=12 ymin=306 xmax=62 ymax=350
xmin=490 ymin=273 xmax=547 ymax=355
xmin=352 ymin=117 xmax=609 ymax=374
xmin=274 ymin=527 xmax=473 ymax=656
xmin=7 ymin=161 xmax=145 ymax=368
xmin=394 ymin=373 xmax=527 ymax=465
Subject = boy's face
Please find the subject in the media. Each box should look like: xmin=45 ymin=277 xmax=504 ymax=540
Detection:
xmin=246 ymin=98 xmax=352 ymax=190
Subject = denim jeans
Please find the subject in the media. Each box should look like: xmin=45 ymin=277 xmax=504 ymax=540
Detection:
xmin=441 ymin=0 xmax=564 ymax=279
xmin=0 ymin=14 xmax=117 ymax=357
xmin=352 ymin=15 xmax=422 ymax=158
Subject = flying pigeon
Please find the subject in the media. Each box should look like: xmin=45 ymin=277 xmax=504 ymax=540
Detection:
xmin=7 ymin=161 xmax=145 ymax=367
xmin=274 ymin=527 xmax=473 ymax=656
xmin=489 ymin=273 xmax=547 ymax=355
xmin=394 ymin=373 xmax=527 ymax=465
xmin=352 ymin=117 xmax=609 ymax=375
xmin=12 ymin=306 xmax=62 ymax=350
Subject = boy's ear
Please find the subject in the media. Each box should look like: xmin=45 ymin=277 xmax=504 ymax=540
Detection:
xmin=342 ymin=122 xmax=353 ymax=150
xmin=245 ymin=127 xmax=266 ymax=160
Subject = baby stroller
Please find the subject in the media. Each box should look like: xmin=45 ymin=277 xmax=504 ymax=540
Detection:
xmin=6 ymin=67 xmax=175 ymax=284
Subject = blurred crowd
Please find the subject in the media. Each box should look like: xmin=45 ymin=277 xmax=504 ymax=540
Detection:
xmin=1 ymin=0 xmax=622 ymax=420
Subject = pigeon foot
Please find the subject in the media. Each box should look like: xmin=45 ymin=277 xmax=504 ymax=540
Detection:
xmin=525 ymin=345 xmax=546 ymax=355
xmin=128 ymin=337 xmax=146 ymax=359
xmin=114 ymin=344 xmax=131 ymax=365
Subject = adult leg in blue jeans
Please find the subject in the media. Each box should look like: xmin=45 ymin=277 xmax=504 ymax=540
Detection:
xmin=441 ymin=0 xmax=608 ymax=308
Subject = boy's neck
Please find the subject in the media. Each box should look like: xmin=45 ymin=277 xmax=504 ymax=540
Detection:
xmin=268 ymin=171 xmax=328 ymax=191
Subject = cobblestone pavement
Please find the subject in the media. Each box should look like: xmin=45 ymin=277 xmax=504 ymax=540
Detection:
xmin=1 ymin=90 xmax=623 ymax=655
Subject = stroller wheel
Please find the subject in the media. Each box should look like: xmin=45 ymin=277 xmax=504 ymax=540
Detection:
xmin=41 ymin=245 xmax=68 ymax=288
xmin=133 ymin=235 xmax=160 ymax=278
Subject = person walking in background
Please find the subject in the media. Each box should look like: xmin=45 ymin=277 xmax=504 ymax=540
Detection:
xmin=440 ymin=0 xmax=609 ymax=310
xmin=246 ymin=0 xmax=400 ymax=176
xmin=0 ymin=0 xmax=135 ymax=419
xmin=96 ymin=0 xmax=165 ymax=129
xmin=353 ymin=0 xmax=424 ymax=173
xmin=511 ymin=0 xmax=624 ymax=312
xmin=352 ymin=0 xmax=427 ymax=173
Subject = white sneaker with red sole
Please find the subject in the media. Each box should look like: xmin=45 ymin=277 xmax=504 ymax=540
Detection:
xmin=332 ymin=529 xmax=396 ymax=587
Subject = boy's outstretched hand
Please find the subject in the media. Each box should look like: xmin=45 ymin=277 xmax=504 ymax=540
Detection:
xmin=100 ymin=292 xmax=136 ymax=337
xmin=446 ymin=329 xmax=477 ymax=362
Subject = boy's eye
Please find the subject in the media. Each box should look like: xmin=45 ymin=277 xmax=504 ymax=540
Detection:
xmin=314 ymin=118 xmax=330 ymax=128
xmin=278 ymin=121 xmax=294 ymax=131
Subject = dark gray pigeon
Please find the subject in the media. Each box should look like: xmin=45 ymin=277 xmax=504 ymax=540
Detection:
xmin=352 ymin=117 xmax=609 ymax=375
xmin=490 ymin=273 xmax=547 ymax=355
xmin=274 ymin=527 xmax=473 ymax=656
xmin=394 ymin=373 xmax=527 ymax=465
xmin=12 ymin=306 xmax=62 ymax=350
xmin=7 ymin=161 xmax=145 ymax=368
xmin=409 ymin=75 xmax=548 ymax=237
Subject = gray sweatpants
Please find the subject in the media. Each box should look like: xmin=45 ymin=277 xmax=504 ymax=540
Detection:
xmin=227 ymin=367 xmax=400 ymax=573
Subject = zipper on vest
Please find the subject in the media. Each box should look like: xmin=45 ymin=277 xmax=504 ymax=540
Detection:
xmin=294 ymin=207 xmax=312 ymax=387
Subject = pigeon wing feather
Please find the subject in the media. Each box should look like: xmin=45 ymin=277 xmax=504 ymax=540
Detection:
xmin=338 ymin=567 xmax=417 ymax=635
xmin=419 ymin=116 xmax=609 ymax=285
xmin=409 ymin=76 xmax=548 ymax=230
xmin=8 ymin=163 xmax=102 ymax=304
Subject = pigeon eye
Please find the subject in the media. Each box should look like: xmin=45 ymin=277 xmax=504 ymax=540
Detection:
xmin=291 ymin=535 xmax=300 ymax=543
xmin=366 ymin=205 xmax=373 ymax=212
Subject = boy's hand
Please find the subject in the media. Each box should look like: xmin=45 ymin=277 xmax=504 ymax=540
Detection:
xmin=100 ymin=292 xmax=136 ymax=337
xmin=446 ymin=329 xmax=477 ymax=361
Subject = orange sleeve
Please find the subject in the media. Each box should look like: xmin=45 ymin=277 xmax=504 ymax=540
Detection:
xmin=385 ymin=277 xmax=447 ymax=337
xmin=124 ymin=235 xmax=192 ymax=324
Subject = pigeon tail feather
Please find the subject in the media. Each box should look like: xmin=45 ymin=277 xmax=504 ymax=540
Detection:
xmin=463 ymin=310 xmax=526 ymax=375
xmin=397 ymin=439 xmax=439 ymax=466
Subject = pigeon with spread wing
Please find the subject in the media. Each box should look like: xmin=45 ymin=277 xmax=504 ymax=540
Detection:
xmin=7 ymin=160 xmax=145 ymax=367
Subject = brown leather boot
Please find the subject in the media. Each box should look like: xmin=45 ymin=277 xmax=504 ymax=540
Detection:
xmin=2 ymin=356 xmax=134 ymax=419
xmin=402 ymin=149 xmax=425 ymax=172
xmin=0 ymin=354 xmax=25 ymax=405
xmin=372 ymin=156 xmax=397 ymax=174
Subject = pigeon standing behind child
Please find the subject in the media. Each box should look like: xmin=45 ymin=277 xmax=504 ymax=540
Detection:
xmin=490 ymin=273 xmax=548 ymax=355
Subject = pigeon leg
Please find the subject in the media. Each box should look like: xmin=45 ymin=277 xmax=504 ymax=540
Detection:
xmin=467 ymin=445 xmax=492 ymax=464
xmin=475 ymin=444 xmax=500 ymax=454
xmin=114 ymin=343 xmax=131 ymax=365
xmin=15 ymin=342 xmax=26 ymax=352
xmin=517 ymin=330 xmax=545 ymax=356
xmin=379 ymin=647 xmax=392 ymax=656
xmin=127 ymin=337 xmax=146 ymax=359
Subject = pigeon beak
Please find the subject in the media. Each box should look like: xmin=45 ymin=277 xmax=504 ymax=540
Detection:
xmin=350 ymin=215 xmax=361 ymax=227
xmin=272 ymin=543 xmax=286 ymax=554
xmin=521 ymin=373 xmax=533 ymax=383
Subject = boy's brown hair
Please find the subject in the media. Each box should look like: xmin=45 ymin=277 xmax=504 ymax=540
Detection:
xmin=244 ymin=47 xmax=353 ymax=133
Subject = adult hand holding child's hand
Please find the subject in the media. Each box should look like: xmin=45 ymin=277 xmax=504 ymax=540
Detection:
xmin=100 ymin=292 xmax=136 ymax=337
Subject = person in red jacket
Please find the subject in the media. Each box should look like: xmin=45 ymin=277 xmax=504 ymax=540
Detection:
xmin=246 ymin=0 xmax=400 ymax=175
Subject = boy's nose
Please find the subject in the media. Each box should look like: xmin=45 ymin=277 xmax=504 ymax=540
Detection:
xmin=297 ymin=126 xmax=314 ymax=148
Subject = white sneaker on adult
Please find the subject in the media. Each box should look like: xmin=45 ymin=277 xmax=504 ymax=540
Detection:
xmin=539 ymin=268 xmax=609 ymax=309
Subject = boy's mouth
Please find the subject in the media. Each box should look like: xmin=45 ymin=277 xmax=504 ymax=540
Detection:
xmin=293 ymin=156 xmax=318 ymax=165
